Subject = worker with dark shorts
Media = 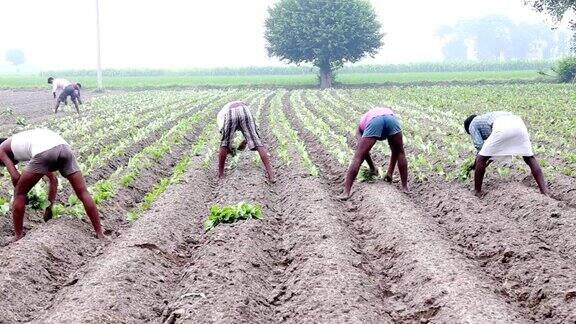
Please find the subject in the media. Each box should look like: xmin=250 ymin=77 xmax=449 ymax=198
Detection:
xmin=217 ymin=101 xmax=275 ymax=182
xmin=0 ymin=128 xmax=107 ymax=242
xmin=55 ymin=83 xmax=82 ymax=114
xmin=338 ymin=107 xmax=409 ymax=200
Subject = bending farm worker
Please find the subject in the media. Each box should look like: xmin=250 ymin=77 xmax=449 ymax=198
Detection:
xmin=217 ymin=101 xmax=275 ymax=182
xmin=55 ymin=83 xmax=83 ymax=114
xmin=47 ymin=76 xmax=71 ymax=106
xmin=0 ymin=128 xmax=107 ymax=242
xmin=339 ymin=107 xmax=409 ymax=200
xmin=463 ymin=111 xmax=548 ymax=197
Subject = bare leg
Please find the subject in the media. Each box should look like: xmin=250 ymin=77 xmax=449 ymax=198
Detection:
xmin=523 ymin=156 xmax=549 ymax=195
xmin=340 ymin=137 xmax=377 ymax=200
xmin=66 ymin=172 xmax=106 ymax=240
xmin=256 ymin=146 xmax=275 ymax=182
xmin=218 ymin=147 xmax=229 ymax=179
xmin=72 ymin=99 xmax=80 ymax=114
xmin=12 ymin=171 xmax=44 ymax=241
xmin=385 ymin=143 xmax=398 ymax=182
xmin=44 ymin=173 xmax=58 ymax=222
xmin=388 ymin=132 xmax=409 ymax=192
xmin=474 ymin=155 xmax=490 ymax=196
xmin=54 ymin=100 xmax=62 ymax=114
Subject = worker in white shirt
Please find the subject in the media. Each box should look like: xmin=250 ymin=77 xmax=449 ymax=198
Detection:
xmin=47 ymin=77 xmax=71 ymax=100
xmin=0 ymin=128 xmax=107 ymax=242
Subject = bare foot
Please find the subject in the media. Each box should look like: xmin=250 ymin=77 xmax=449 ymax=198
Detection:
xmin=474 ymin=191 xmax=483 ymax=198
xmin=336 ymin=191 xmax=354 ymax=201
xmin=384 ymin=174 xmax=393 ymax=183
xmin=6 ymin=234 xmax=23 ymax=244
xmin=266 ymin=177 xmax=277 ymax=185
xmin=97 ymin=233 xmax=111 ymax=243
xmin=402 ymin=186 xmax=411 ymax=194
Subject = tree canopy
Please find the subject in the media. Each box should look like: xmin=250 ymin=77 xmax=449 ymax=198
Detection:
xmin=4 ymin=49 xmax=26 ymax=66
xmin=265 ymin=0 xmax=383 ymax=88
xmin=525 ymin=0 xmax=576 ymax=49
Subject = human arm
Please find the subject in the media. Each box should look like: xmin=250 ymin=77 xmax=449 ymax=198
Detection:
xmin=76 ymin=89 xmax=82 ymax=105
xmin=52 ymin=83 xmax=58 ymax=98
xmin=45 ymin=172 xmax=58 ymax=205
xmin=469 ymin=125 xmax=484 ymax=152
xmin=355 ymin=126 xmax=375 ymax=172
xmin=237 ymin=139 xmax=247 ymax=151
xmin=364 ymin=152 xmax=377 ymax=173
xmin=43 ymin=173 xmax=58 ymax=221
xmin=0 ymin=143 xmax=20 ymax=186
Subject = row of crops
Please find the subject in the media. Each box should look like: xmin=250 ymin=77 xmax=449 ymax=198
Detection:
xmin=1 ymin=84 xmax=574 ymax=220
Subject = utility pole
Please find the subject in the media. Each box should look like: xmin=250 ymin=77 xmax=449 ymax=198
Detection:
xmin=95 ymin=0 xmax=103 ymax=90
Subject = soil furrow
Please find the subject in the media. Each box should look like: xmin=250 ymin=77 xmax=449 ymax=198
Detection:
xmin=161 ymin=157 xmax=277 ymax=323
xmin=0 ymin=99 xmax=227 ymax=322
xmin=30 ymin=158 xmax=211 ymax=323
xmin=282 ymin=90 xmax=528 ymax=323
xmin=308 ymin=89 xmax=576 ymax=322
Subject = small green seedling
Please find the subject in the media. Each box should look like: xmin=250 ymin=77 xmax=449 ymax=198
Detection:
xmin=458 ymin=156 xmax=476 ymax=181
xmin=51 ymin=204 xmax=66 ymax=220
xmin=0 ymin=197 xmax=10 ymax=216
xmin=26 ymin=183 xmax=50 ymax=211
xmin=357 ymin=166 xmax=376 ymax=182
xmin=205 ymin=202 xmax=263 ymax=232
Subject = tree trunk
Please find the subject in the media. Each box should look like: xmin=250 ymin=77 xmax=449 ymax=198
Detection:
xmin=319 ymin=66 xmax=333 ymax=89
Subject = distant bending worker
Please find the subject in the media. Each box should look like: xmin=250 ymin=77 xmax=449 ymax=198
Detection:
xmin=339 ymin=107 xmax=409 ymax=200
xmin=55 ymin=83 xmax=83 ymax=114
xmin=47 ymin=76 xmax=70 ymax=101
xmin=0 ymin=128 xmax=107 ymax=242
xmin=217 ymin=101 xmax=275 ymax=182
xmin=464 ymin=111 xmax=548 ymax=196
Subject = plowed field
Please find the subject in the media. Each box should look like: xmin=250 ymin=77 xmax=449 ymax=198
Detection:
xmin=0 ymin=86 xmax=574 ymax=323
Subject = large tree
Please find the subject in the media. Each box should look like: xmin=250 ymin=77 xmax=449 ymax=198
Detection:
xmin=265 ymin=0 xmax=383 ymax=88
xmin=4 ymin=49 xmax=26 ymax=68
xmin=525 ymin=0 xmax=576 ymax=49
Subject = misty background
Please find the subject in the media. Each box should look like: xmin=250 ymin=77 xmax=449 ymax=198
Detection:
xmin=0 ymin=0 xmax=572 ymax=72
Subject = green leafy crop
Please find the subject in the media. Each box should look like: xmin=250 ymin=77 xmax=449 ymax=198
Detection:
xmin=205 ymin=202 xmax=263 ymax=232
xmin=357 ymin=166 xmax=376 ymax=182
xmin=458 ymin=156 xmax=476 ymax=181
xmin=0 ymin=197 xmax=10 ymax=216
xmin=26 ymin=183 xmax=51 ymax=211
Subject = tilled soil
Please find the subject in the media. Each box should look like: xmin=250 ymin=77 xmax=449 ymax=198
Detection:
xmin=0 ymin=90 xmax=574 ymax=323
xmin=0 ymin=89 xmax=102 ymax=134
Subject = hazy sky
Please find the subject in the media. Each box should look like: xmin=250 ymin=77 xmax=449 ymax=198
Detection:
xmin=0 ymin=0 xmax=568 ymax=70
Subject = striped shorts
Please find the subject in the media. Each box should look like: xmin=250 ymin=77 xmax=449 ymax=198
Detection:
xmin=220 ymin=104 xmax=263 ymax=150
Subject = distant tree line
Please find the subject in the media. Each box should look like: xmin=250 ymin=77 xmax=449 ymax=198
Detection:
xmin=524 ymin=0 xmax=576 ymax=50
xmin=438 ymin=16 xmax=571 ymax=62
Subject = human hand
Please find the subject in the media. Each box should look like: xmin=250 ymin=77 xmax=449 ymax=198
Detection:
xmin=44 ymin=206 xmax=53 ymax=222
xmin=11 ymin=174 xmax=20 ymax=187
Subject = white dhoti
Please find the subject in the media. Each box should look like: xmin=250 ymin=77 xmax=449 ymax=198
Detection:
xmin=479 ymin=115 xmax=534 ymax=157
